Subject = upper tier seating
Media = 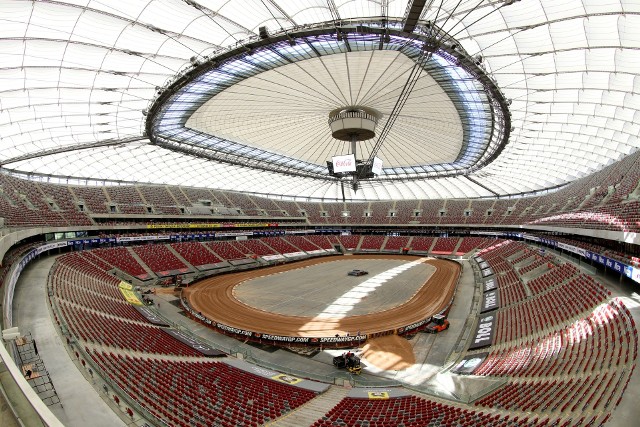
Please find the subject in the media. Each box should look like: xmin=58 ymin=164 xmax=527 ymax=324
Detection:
xmin=247 ymin=194 xmax=287 ymax=217
xmin=368 ymin=201 xmax=393 ymax=224
xmin=71 ymin=186 xmax=110 ymax=213
xmin=389 ymin=200 xmax=419 ymax=224
xmin=322 ymin=203 xmax=348 ymax=224
xmin=224 ymin=192 xmax=261 ymax=216
xmin=0 ymin=174 xmax=91 ymax=226
xmin=418 ymin=200 xmax=445 ymax=224
xmin=105 ymin=186 xmax=143 ymax=205
xmin=166 ymin=186 xmax=191 ymax=206
xmin=181 ymin=187 xmax=216 ymax=204
xmin=466 ymin=200 xmax=495 ymax=224
xmin=298 ymin=202 xmax=325 ymax=224
xmin=1 ymin=148 xmax=640 ymax=231
xmin=272 ymin=199 xmax=303 ymax=218
xmin=138 ymin=186 xmax=182 ymax=215
xmin=442 ymin=199 xmax=469 ymax=224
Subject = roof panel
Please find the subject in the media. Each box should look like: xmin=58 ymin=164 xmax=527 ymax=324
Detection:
xmin=0 ymin=0 xmax=637 ymax=200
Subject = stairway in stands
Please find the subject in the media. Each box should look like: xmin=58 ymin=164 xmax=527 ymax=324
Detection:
xmin=268 ymin=385 xmax=349 ymax=427
xmin=126 ymin=247 xmax=156 ymax=278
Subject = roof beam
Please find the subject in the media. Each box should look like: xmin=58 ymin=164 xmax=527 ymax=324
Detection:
xmin=403 ymin=0 xmax=428 ymax=33
xmin=326 ymin=0 xmax=341 ymax=21
xmin=465 ymin=175 xmax=499 ymax=197
xmin=0 ymin=136 xmax=146 ymax=166
xmin=266 ymin=1 xmax=297 ymax=26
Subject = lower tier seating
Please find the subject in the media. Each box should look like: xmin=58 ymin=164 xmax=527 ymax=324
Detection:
xmin=92 ymin=352 xmax=317 ymax=427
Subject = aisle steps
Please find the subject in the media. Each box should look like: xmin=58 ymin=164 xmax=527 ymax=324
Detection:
xmin=268 ymin=385 xmax=349 ymax=427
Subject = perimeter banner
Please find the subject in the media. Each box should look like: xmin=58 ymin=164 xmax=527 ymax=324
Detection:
xmin=397 ymin=318 xmax=431 ymax=334
xmin=146 ymin=222 xmax=280 ymax=229
xmin=134 ymin=306 xmax=169 ymax=326
xmin=481 ymin=267 xmax=493 ymax=277
xmin=480 ymin=289 xmax=500 ymax=312
xmin=483 ymin=279 xmax=497 ymax=293
xmin=469 ymin=312 xmax=497 ymax=350
xmin=162 ymin=329 xmax=225 ymax=357
xmin=181 ymin=298 xmax=369 ymax=347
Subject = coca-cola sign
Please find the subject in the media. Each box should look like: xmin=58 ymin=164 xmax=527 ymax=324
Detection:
xmin=332 ymin=154 xmax=357 ymax=173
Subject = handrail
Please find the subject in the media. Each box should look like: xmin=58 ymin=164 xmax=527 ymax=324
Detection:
xmin=0 ymin=342 xmax=64 ymax=427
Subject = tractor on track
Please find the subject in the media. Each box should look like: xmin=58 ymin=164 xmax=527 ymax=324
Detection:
xmin=424 ymin=314 xmax=450 ymax=334
xmin=333 ymin=352 xmax=362 ymax=375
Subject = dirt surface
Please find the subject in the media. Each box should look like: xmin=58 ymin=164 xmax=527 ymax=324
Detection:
xmin=184 ymin=255 xmax=460 ymax=338
xmin=154 ymin=287 xmax=179 ymax=295
xmin=361 ymin=335 xmax=416 ymax=371
xmin=233 ymin=258 xmax=436 ymax=317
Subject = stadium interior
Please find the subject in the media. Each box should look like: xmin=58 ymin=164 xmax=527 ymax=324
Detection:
xmin=0 ymin=1 xmax=639 ymax=427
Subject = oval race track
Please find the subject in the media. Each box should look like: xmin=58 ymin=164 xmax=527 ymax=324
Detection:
xmin=184 ymin=255 xmax=461 ymax=338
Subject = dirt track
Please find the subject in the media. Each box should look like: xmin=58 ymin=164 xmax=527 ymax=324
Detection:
xmin=184 ymin=255 xmax=460 ymax=338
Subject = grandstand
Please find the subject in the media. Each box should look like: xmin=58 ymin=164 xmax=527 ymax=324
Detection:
xmin=0 ymin=2 xmax=639 ymax=427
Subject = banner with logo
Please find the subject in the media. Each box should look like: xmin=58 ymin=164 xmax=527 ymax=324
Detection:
xmin=584 ymin=251 xmax=628 ymax=276
xmin=332 ymin=154 xmax=356 ymax=173
xmin=116 ymin=235 xmax=170 ymax=243
xmin=119 ymin=287 xmax=142 ymax=305
xmin=271 ymin=373 xmax=303 ymax=385
xmin=134 ymin=306 xmax=169 ymax=326
xmin=481 ymin=289 xmax=500 ymax=312
xmin=469 ymin=312 xmax=497 ymax=350
xmin=451 ymin=352 xmax=489 ymax=375
xmin=162 ymin=329 xmax=225 ymax=357
xmin=368 ymin=391 xmax=389 ymax=400
xmin=522 ymin=234 xmax=639 ymax=284
xmin=372 ymin=157 xmax=383 ymax=175
xmin=146 ymin=222 xmax=282 ymax=230
xmin=483 ymin=279 xmax=497 ymax=293
xmin=118 ymin=281 xmax=133 ymax=291
xmin=35 ymin=241 xmax=69 ymax=254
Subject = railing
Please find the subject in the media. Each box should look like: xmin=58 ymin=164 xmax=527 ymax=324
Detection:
xmin=0 ymin=342 xmax=63 ymax=427
xmin=328 ymin=110 xmax=379 ymax=126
